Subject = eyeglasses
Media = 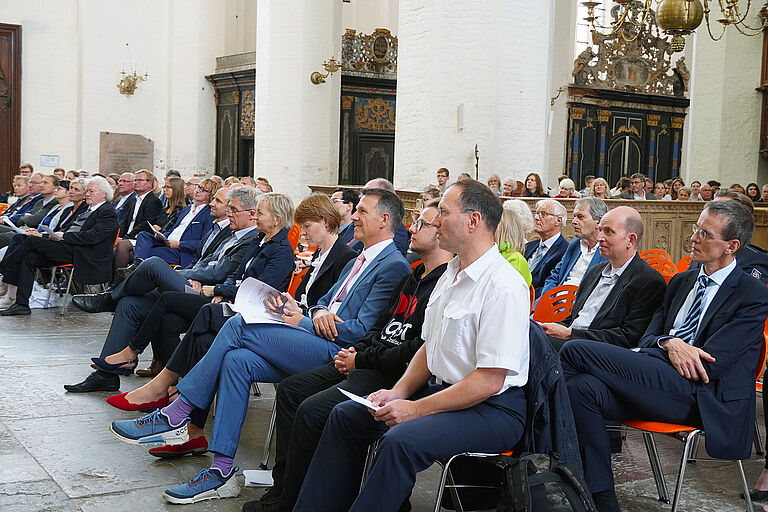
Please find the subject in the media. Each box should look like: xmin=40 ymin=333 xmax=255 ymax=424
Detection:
xmin=437 ymin=206 xmax=472 ymax=217
xmin=691 ymin=224 xmax=728 ymax=242
xmin=415 ymin=214 xmax=439 ymax=231
xmin=225 ymin=207 xmax=254 ymax=214
xmin=332 ymin=198 xmax=347 ymax=204
xmin=119 ymin=179 xmax=133 ymax=183
xmin=534 ymin=211 xmax=559 ymax=218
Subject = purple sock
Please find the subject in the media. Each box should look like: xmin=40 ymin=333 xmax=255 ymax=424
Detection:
xmin=211 ymin=453 xmax=234 ymax=476
xmin=160 ymin=395 xmax=193 ymax=426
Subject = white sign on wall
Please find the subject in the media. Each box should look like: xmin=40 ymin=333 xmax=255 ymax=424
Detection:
xmin=40 ymin=155 xmax=59 ymax=167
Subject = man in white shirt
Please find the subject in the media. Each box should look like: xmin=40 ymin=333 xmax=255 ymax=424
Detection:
xmin=293 ymin=179 xmax=531 ymax=511
xmin=561 ymin=200 xmax=768 ymax=511
xmin=540 ymin=197 xmax=608 ymax=297
xmin=539 ymin=206 xmax=666 ymax=352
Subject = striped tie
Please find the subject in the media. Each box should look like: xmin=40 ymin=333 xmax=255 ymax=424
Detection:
xmin=675 ymin=275 xmax=710 ymax=344
xmin=528 ymin=243 xmax=547 ymax=273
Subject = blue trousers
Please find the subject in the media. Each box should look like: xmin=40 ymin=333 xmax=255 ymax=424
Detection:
xmin=294 ymin=384 xmax=526 ymax=512
xmin=175 ymin=315 xmax=344 ymax=458
xmin=134 ymin=231 xmax=183 ymax=266
xmin=560 ymin=340 xmax=701 ymax=493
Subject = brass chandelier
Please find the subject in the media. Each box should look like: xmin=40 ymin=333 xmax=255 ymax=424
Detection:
xmin=582 ymin=0 xmax=768 ymax=52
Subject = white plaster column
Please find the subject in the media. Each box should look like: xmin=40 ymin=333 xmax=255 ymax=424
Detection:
xmin=684 ymin=23 xmax=768 ymax=186
xmin=393 ymin=0 xmax=556 ymax=190
xmin=254 ymin=0 xmax=343 ymax=202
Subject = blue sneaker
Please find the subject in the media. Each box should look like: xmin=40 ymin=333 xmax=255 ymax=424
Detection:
xmin=162 ymin=466 xmax=241 ymax=504
xmin=109 ymin=409 xmax=189 ymax=446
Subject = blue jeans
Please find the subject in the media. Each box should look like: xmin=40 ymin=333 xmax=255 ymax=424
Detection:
xmin=175 ymin=315 xmax=344 ymax=457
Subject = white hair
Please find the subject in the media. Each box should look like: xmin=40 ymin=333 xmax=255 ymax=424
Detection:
xmin=503 ymin=199 xmax=535 ymax=234
xmin=87 ymin=176 xmax=114 ymax=201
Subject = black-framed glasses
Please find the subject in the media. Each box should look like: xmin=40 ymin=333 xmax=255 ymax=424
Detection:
xmin=415 ymin=213 xmax=439 ymax=231
xmin=692 ymin=224 xmax=728 ymax=242
xmin=196 ymin=185 xmax=213 ymax=194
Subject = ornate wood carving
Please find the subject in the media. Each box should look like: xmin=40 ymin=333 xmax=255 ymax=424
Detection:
xmin=355 ymin=98 xmax=395 ymax=132
xmin=342 ymin=28 xmax=397 ymax=79
xmin=240 ymin=90 xmax=254 ymax=137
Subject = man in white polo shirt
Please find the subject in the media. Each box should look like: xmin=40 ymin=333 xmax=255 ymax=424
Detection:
xmin=293 ymin=179 xmax=531 ymax=511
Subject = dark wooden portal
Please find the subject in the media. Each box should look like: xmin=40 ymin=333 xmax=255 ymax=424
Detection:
xmin=0 ymin=23 xmax=21 ymax=195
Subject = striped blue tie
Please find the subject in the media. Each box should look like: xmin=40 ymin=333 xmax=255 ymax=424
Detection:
xmin=528 ymin=243 xmax=547 ymax=272
xmin=675 ymin=275 xmax=710 ymax=344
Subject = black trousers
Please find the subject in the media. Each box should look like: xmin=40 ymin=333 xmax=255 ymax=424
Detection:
xmin=158 ymin=300 xmax=229 ymax=429
xmin=0 ymin=236 xmax=73 ymax=307
xmin=273 ymin=362 xmax=395 ymax=509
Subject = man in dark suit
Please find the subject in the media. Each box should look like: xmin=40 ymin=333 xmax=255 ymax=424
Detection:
xmin=617 ymin=172 xmax=656 ymax=200
xmin=65 ymin=187 xmax=259 ymax=392
xmin=525 ymin=198 xmax=568 ymax=296
xmin=118 ymin=169 xmax=163 ymax=240
xmin=561 ymin=199 xmax=768 ymax=512
xmin=0 ymin=176 xmax=119 ymax=316
xmin=113 ymin=172 xmax=136 ymax=224
xmin=331 ymin=188 xmax=358 ymax=246
xmin=539 ymin=206 xmax=667 ymax=352
xmin=0 ymin=174 xmax=58 ymax=249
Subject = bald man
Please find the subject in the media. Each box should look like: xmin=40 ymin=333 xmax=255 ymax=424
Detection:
xmin=539 ymin=206 xmax=666 ymax=352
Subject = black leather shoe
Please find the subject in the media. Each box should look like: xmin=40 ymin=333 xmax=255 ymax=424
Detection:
xmin=742 ymin=489 xmax=768 ymax=501
xmin=0 ymin=303 xmax=31 ymax=316
xmin=64 ymin=370 xmax=120 ymax=393
xmin=72 ymin=292 xmax=116 ymax=313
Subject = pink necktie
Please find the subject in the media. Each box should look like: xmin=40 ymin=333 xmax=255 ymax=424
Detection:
xmin=330 ymin=253 xmax=366 ymax=305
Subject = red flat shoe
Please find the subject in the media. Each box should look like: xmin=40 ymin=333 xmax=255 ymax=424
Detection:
xmin=106 ymin=391 xmax=169 ymax=411
xmin=148 ymin=435 xmax=208 ymax=458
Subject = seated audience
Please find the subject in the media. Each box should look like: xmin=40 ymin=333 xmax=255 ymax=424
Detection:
xmin=538 ymin=206 xmax=666 ymax=352
xmin=18 ymin=163 xmax=33 ymax=177
xmin=290 ymin=180 xmax=531 ymax=511
xmin=523 ymin=172 xmax=549 ymax=197
xmin=112 ymin=173 xmax=136 ymax=223
xmin=562 ymin=199 xmax=768 ymax=511
xmin=330 ymin=188 xmax=358 ymax=246
xmin=554 ymin=178 xmax=580 ymax=198
xmin=0 ymin=176 xmax=119 ymax=316
xmin=495 ymin=205 xmax=532 ymax=286
xmin=256 ymin=176 xmax=273 ymax=193
xmin=487 ymin=173 xmax=502 ymax=195
xmin=690 ymin=180 xmax=702 ymax=200
xmin=617 ymin=173 xmax=655 ymax=200
xmin=731 ymin=183 xmax=746 ymax=195
xmin=670 ymin=177 xmax=685 ymax=200
xmin=64 ymin=186 xmax=260 ymax=392
xmin=183 ymin=177 xmax=201 ymax=201
xmin=457 ymin=172 xmax=472 ymax=181
xmin=224 ymin=176 xmax=241 ymax=186
xmin=590 ymin=177 xmax=610 ymax=200
xmin=435 ymin=167 xmax=449 ymax=194
xmin=700 ymin=182 xmax=713 ymax=201
xmin=540 ymin=197 xmax=608 ymax=297
xmin=114 ymin=169 xmax=164 ymax=269
xmin=0 ymin=174 xmax=58 ymax=250
xmin=53 ymin=167 xmax=65 ymax=180
xmin=644 ymin=177 xmax=654 ymax=196
xmin=2 ymin=175 xmax=36 ymax=218
xmin=580 ymin=175 xmax=595 ymax=196
xmin=763 ymin=184 xmax=768 ymax=203
xmin=131 ymin=178 xmax=217 ymax=268
xmin=420 ymin=185 xmax=440 ymax=202
xmin=525 ymin=198 xmax=568 ymax=296
xmin=653 ymin=181 xmax=667 ymax=199
xmin=152 ymin=177 xmax=187 ymax=230
xmin=677 ymin=187 xmax=691 ymax=200
xmin=501 ymin=176 xmax=517 ymax=197
xmin=243 ymin=199 xmax=451 ymax=512
xmin=107 ymin=188 xmax=410 ymax=504
xmin=348 ymin=179 xmax=409 ymax=256
xmin=610 ymin=177 xmax=630 ymax=197
xmin=239 ymin=177 xmax=257 ymax=187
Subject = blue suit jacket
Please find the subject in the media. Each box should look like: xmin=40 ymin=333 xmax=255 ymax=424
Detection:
xmin=114 ymin=191 xmax=137 ymax=224
xmin=540 ymin=238 xmax=606 ymax=298
xmin=213 ymin=227 xmax=295 ymax=300
xmin=525 ymin=234 xmax=568 ymax=297
xmin=639 ymin=267 xmax=768 ymax=460
xmin=162 ymin=204 xmax=213 ymax=268
xmin=300 ymin=241 xmax=410 ymax=346
xmin=6 ymin=194 xmax=42 ymax=224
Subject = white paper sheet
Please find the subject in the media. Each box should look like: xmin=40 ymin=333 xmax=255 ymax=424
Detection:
xmin=338 ymin=388 xmax=381 ymax=411
xmin=3 ymin=218 xmax=25 ymax=234
xmin=243 ymin=469 xmax=274 ymax=487
xmin=40 ymin=225 xmax=63 ymax=241
xmin=148 ymin=221 xmax=167 ymax=241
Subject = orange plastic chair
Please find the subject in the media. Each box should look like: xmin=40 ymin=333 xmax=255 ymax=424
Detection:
xmin=677 ymin=254 xmax=692 ymax=272
xmin=640 ymin=249 xmax=673 ymax=262
xmin=287 ymin=223 xmax=301 ymax=251
xmin=287 ymin=267 xmax=309 ymax=299
xmin=531 ymin=285 xmax=578 ymax=323
xmin=647 ymin=259 xmax=679 ymax=283
xmin=529 ymin=285 xmax=535 ymax=314
xmin=621 ymin=326 xmax=768 ymax=511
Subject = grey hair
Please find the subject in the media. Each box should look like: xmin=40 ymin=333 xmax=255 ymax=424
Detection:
xmin=704 ymin=199 xmax=754 ymax=248
xmin=535 ymin=198 xmax=567 ymax=220
xmin=87 ymin=176 xmax=114 ymax=202
xmin=229 ymin=186 xmax=262 ymax=211
xmin=359 ymin=188 xmax=405 ymax=235
xmin=259 ymin=192 xmax=295 ymax=231
xmin=364 ymin=178 xmax=395 ymax=192
xmin=574 ymin=197 xmax=608 ymax=221
xmin=503 ymin=199 xmax=535 ymax=234
xmin=70 ymin=178 xmax=87 ymax=191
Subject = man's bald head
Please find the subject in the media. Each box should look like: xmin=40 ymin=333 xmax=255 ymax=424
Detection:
xmin=611 ymin=205 xmax=644 ymax=244
xmin=597 ymin=206 xmax=644 ymax=267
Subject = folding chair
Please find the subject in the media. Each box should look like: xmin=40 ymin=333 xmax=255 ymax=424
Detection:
xmin=640 ymin=249 xmax=673 ymax=263
xmin=531 ymin=284 xmax=578 ymax=323
xmin=647 ymin=259 xmax=679 ymax=283
xmin=677 ymin=254 xmax=692 ymax=272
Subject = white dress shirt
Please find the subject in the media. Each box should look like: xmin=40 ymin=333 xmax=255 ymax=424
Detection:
xmin=563 ymin=239 xmax=598 ymax=287
xmin=570 ymin=255 xmax=634 ymax=330
xmin=633 ymin=191 xmax=647 ymax=200
xmin=127 ymin=191 xmax=152 ymax=234
xmin=168 ymin=203 xmax=205 ymax=242
xmin=328 ymin=238 xmax=392 ymax=314
xmin=423 ymin=245 xmax=530 ymax=392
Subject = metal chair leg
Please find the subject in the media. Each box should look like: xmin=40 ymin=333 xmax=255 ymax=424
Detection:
xmin=259 ymin=383 xmax=279 ymax=469
xmin=737 ymin=459 xmax=755 ymax=512
xmin=433 ymin=453 xmax=461 ymax=512
xmin=360 ymin=439 xmax=380 ymax=491
xmin=641 ymin=431 xmax=670 ymax=503
xmin=60 ymin=269 xmax=74 ymax=315
xmin=670 ymin=429 xmax=700 ymax=512
xmin=755 ymin=418 xmax=765 ymax=456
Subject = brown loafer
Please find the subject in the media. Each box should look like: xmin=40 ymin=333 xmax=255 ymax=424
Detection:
xmin=136 ymin=359 xmax=163 ymax=377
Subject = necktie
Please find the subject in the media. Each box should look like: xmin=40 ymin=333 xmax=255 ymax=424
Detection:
xmin=330 ymin=253 xmax=366 ymax=305
xmin=675 ymin=275 xmax=711 ymax=344
xmin=528 ymin=242 xmax=547 ymax=272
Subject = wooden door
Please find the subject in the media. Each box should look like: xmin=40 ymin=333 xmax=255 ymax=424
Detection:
xmin=0 ymin=23 xmax=21 ymax=195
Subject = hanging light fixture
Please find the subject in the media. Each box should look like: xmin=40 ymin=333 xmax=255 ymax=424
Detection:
xmin=582 ymin=0 xmax=768 ymax=52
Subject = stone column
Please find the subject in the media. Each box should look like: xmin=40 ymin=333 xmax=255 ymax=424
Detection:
xmin=393 ymin=0 xmax=556 ymax=190
xmin=254 ymin=0 xmax=343 ymax=202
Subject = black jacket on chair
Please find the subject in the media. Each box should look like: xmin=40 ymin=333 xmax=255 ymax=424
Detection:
xmin=62 ymin=202 xmax=120 ymax=284
xmin=119 ymin=192 xmax=163 ymax=239
xmin=561 ymin=253 xmax=667 ymax=348
xmin=294 ymin=236 xmax=357 ymax=310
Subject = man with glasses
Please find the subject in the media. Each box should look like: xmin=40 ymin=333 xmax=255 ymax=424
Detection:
xmin=66 ymin=186 xmax=259 ymax=392
xmin=244 ymin=199 xmax=452 ymax=512
xmin=618 ymin=173 xmax=656 ymax=200
xmin=562 ymin=200 xmax=768 ymax=511
xmin=524 ymin=198 xmax=568 ymax=296
xmin=436 ymin=167 xmax=450 ymax=193
xmin=331 ymin=188 xmax=359 ymax=245
xmin=1 ymin=174 xmax=42 ymax=226
xmin=184 ymin=177 xmax=200 ymax=202
xmin=0 ymin=174 xmax=58 ymax=244
xmin=113 ymin=172 xmax=136 ymax=223
xmin=118 ymin=169 xmax=162 ymax=241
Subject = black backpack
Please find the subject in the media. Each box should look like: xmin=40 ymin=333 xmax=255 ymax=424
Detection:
xmin=440 ymin=452 xmax=596 ymax=512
